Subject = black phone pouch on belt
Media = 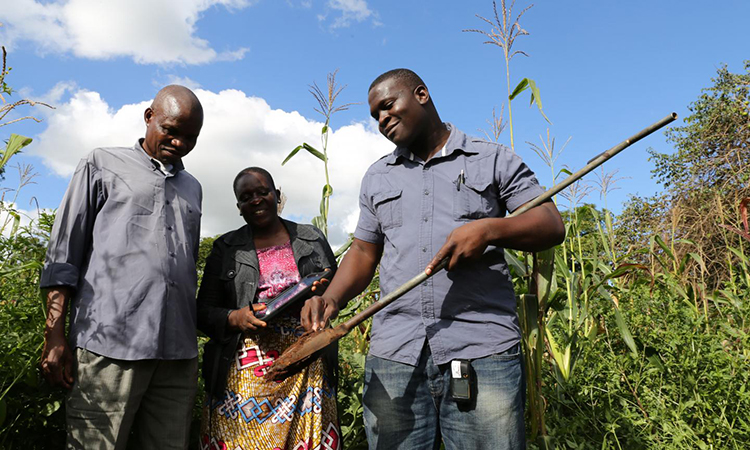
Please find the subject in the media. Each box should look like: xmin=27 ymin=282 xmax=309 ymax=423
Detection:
xmin=450 ymin=359 xmax=473 ymax=402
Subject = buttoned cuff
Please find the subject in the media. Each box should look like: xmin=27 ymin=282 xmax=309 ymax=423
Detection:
xmin=39 ymin=262 xmax=80 ymax=289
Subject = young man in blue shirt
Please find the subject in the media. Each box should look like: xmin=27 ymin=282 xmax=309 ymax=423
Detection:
xmin=303 ymin=69 xmax=564 ymax=449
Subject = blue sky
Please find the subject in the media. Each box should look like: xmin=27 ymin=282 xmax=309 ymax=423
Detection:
xmin=1 ymin=0 xmax=748 ymax=245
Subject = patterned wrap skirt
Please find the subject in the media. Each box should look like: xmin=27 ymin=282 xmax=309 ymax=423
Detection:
xmin=200 ymin=316 xmax=341 ymax=450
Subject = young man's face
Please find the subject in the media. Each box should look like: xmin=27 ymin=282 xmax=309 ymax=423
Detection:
xmin=368 ymin=77 xmax=428 ymax=148
xmin=142 ymin=99 xmax=203 ymax=166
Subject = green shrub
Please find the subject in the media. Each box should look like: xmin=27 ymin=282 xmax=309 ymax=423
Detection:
xmin=0 ymin=218 xmax=66 ymax=449
xmin=541 ymin=283 xmax=750 ymax=449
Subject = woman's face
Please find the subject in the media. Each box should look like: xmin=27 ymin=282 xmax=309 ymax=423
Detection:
xmin=235 ymin=172 xmax=280 ymax=229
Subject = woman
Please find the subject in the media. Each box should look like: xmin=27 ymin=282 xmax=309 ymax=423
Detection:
xmin=197 ymin=167 xmax=340 ymax=450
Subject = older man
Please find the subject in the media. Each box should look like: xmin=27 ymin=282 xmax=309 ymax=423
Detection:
xmin=40 ymin=85 xmax=204 ymax=449
xmin=302 ymin=69 xmax=565 ymax=449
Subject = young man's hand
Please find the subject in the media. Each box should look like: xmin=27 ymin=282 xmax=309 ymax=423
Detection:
xmin=426 ymin=219 xmax=492 ymax=273
xmin=300 ymin=295 xmax=339 ymax=332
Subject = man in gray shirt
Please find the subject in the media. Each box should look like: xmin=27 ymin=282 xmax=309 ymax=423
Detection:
xmin=40 ymin=85 xmax=204 ymax=449
xmin=302 ymin=69 xmax=565 ymax=449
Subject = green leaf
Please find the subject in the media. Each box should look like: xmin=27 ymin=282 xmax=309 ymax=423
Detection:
xmin=653 ymin=235 xmax=676 ymax=263
xmin=646 ymin=352 xmax=665 ymax=372
xmin=586 ymin=321 xmax=599 ymax=342
xmin=42 ymin=400 xmax=61 ymax=417
xmin=545 ymin=327 xmax=570 ymax=381
xmin=281 ymin=145 xmax=303 ymax=166
xmin=321 ymin=125 xmax=328 ymax=134
xmin=509 ymin=78 xmax=529 ymax=100
xmin=688 ymin=252 xmax=707 ymax=274
xmin=533 ymin=248 xmax=555 ymax=304
xmin=0 ymin=260 xmax=40 ymax=277
xmin=587 ymin=264 xmax=648 ymax=294
xmin=728 ymin=246 xmax=750 ymax=265
xmin=319 ymin=195 xmax=327 ymax=217
xmin=302 ymin=143 xmax=327 ymax=162
xmin=7 ymin=209 xmax=21 ymax=237
xmin=526 ymin=78 xmax=552 ymax=124
xmin=311 ymin=215 xmax=325 ymax=231
xmin=554 ymin=247 xmax=572 ymax=279
xmin=613 ymin=304 xmax=638 ymax=356
xmin=558 ymin=167 xmax=573 ymax=178
xmin=520 ymin=293 xmax=539 ymax=350
xmin=1 ymin=133 xmax=33 ymax=170
xmin=504 ymin=249 xmax=527 ymax=277
xmin=537 ymin=435 xmax=555 ymax=450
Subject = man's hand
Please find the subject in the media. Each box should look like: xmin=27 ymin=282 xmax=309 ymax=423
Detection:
xmin=300 ymin=295 xmax=339 ymax=332
xmin=426 ymin=219 xmax=492 ymax=273
xmin=227 ymin=304 xmax=267 ymax=332
xmin=40 ymin=333 xmax=74 ymax=389
xmin=426 ymin=202 xmax=566 ymax=274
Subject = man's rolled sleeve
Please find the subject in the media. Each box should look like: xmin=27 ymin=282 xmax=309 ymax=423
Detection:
xmin=498 ymin=151 xmax=546 ymax=214
xmin=40 ymin=158 xmax=102 ymax=290
xmin=353 ymin=172 xmax=384 ymax=244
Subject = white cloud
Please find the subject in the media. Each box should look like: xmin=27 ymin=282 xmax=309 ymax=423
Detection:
xmin=0 ymin=0 xmax=252 ymax=65
xmin=319 ymin=0 xmax=380 ymax=29
xmin=28 ymin=87 xmax=393 ymax=247
xmin=163 ymin=76 xmax=202 ymax=91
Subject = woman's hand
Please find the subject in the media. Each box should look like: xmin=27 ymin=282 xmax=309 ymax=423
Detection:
xmin=227 ymin=304 xmax=268 ymax=332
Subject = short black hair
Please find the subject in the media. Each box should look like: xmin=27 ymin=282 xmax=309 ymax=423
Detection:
xmin=233 ymin=167 xmax=276 ymax=197
xmin=368 ymin=68 xmax=426 ymax=93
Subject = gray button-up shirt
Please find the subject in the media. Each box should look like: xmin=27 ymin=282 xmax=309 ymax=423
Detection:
xmin=354 ymin=124 xmax=544 ymax=366
xmin=40 ymin=140 xmax=202 ymax=360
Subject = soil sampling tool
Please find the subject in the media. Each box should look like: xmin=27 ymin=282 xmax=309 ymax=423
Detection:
xmin=265 ymin=112 xmax=678 ymax=381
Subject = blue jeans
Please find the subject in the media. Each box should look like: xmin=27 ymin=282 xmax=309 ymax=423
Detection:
xmin=363 ymin=343 xmax=525 ymax=450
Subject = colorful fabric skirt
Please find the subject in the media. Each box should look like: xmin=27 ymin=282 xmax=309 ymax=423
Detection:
xmin=200 ymin=316 xmax=341 ymax=450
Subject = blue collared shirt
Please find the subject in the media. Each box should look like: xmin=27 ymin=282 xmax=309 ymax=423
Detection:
xmin=40 ymin=140 xmax=202 ymax=360
xmin=354 ymin=124 xmax=544 ymax=366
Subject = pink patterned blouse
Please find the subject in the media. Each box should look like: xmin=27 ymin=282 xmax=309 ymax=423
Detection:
xmin=255 ymin=241 xmax=301 ymax=302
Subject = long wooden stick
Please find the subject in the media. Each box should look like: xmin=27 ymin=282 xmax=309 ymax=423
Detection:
xmin=267 ymin=112 xmax=678 ymax=377
xmin=339 ymin=112 xmax=678 ymax=331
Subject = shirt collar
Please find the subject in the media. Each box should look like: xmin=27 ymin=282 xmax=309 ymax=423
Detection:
xmin=135 ymin=139 xmax=185 ymax=174
xmin=385 ymin=123 xmax=477 ymax=165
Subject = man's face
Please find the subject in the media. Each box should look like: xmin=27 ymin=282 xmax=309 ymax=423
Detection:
xmin=368 ymin=78 xmax=428 ymax=148
xmin=142 ymin=99 xmax=203 ymax=166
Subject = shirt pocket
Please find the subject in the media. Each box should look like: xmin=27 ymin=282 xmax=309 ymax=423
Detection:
xmin=453 ymin=163 xmax=496 ymax=221
xmin=373 ymin=189 xmax=403 ymax=231
xmin=181 ymin=198 xmax=202 ymax=238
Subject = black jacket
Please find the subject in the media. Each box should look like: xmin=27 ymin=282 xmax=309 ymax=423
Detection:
xmin=197 ymin=219 xmax=337 ymax=398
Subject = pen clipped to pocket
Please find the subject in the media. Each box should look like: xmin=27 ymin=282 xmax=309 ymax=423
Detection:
xmin=455 ymin=169 xmax=466 ymax=191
